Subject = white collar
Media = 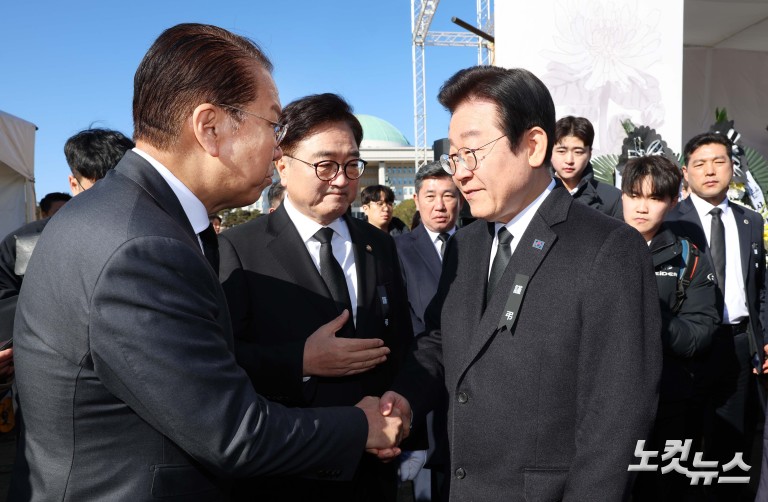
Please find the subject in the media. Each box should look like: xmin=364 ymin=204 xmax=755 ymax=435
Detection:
xmin=495 ymin=178 xmax=556 ymax=240
xmin=689 ymin=192 xmax=730 ymax=221
xmin=282 ymin=195 xmax=351 ymax=244
xmin=132 ymin=148 xmax=209 ymax=234
xmin=424 ymin=226 xmax=457 ymax=244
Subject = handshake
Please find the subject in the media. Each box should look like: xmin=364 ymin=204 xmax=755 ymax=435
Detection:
xmin=355 ymin=391 xmax=412 ymax=460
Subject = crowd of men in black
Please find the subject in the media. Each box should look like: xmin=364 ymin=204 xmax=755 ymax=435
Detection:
xmin=0 ymin=22 xmax=767 ymax=502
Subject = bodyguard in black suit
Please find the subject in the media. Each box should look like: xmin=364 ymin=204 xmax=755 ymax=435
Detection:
xmin=9 ymin=25 xmax=402 ymax=502
xmin=667 ymin=132 xmax=767 ymax=500
xmin=379 ymin=66 xmax=662 ymax=501
xmin=219 ymin=93 xmax=414 ymax=502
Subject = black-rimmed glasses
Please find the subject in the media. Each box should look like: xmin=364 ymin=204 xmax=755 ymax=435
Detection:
xmin=439 ymin=134 xmax=507 ymax=175
xmin=217 ymin=104 xmax=287 ymax=144
xmin=283 ymin=155 xmax=367 ymax=181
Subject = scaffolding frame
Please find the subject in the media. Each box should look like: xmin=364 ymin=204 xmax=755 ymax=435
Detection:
xmin=411 ymin=0 xmax=494 ymax=170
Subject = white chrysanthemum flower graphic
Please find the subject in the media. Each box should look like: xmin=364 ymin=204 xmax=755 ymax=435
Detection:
xmin=545 ymin=0 xmax=661 ymax=91
xmin=542 ymin=0 xmax=666 ymax=153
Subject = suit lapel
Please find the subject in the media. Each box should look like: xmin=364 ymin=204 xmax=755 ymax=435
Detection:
xmin=458 ymin=188 xmax=566 ymax=378
xmin=730 ymin=204 xmax=753 ymax=284
xmin=115 ymin=151 xmax=198 ymax=249
xmin=346 ymin=215 xmax=376 ymax=332
xmin=413 ymin=225 xmax=442 ymax=281
xmin=670 ymin=198 xmax=708 ymax=252
xmin=265 ymin=205 xmax=336 ymax=319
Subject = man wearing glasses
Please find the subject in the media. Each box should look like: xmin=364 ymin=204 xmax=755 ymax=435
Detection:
xmin=219 ymin=93 xmax=415 ymax=502
xmin=381 ymin=66 xmax=662 ymax=500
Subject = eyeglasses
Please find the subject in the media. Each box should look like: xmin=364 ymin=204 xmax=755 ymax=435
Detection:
xmin=217 ymin=104 xmax=288 ymax=145
xmin=283 ymin=155 xmax=367 ymax=181
xmin=439 ymin=134 xmax=507 ymax=175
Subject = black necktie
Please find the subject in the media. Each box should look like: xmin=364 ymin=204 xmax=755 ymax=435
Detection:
xmin=314 ymin=228 xmax=353 ymax=316
xmin=437 ymin=232 xmax=450 ymax=259
xmin=709 ymin=207 xmax=726 ymax=292
xmin=487 ymin=227 xmax=514 ymax=301
xmin=199 ymin=224 xmax=219 ymax=275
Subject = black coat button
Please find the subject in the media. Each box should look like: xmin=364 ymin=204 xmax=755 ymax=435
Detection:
xmin=457 ymin=391 xmax=468 ymax=403
xmin=455 ymin=467 xmax=466 ymax=479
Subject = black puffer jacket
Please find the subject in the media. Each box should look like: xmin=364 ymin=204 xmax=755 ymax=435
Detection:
xmin=650 ymin=225 xmax=720 ymax=402
xmin=571 ymin=163 xmax=623 ymax=219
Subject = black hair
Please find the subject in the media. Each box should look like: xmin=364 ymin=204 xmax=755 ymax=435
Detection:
xmin=683 ymin=132 xmax=733 ymax=166
xmin=39 ymin=192 xmax=72 ymax=215
xmin=279 ymin=93 xmax=363 ymax=155
xmin=555 ymin=116 xmax=594 ymax=148
xmin=64 ymin=128 xmax=134 ymax=181
xmin=361 ymin=185 xmax=394 ymax=205
xmin=438 ymin=66 xmax=556 ymax=164
xmin=621 ymin=156 xmax=682 ymax=201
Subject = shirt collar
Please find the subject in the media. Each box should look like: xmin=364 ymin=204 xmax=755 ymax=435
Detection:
xmin=424 ymin=226 xmax=457 ymax=244
xmin=282 ymin=195 xmax=351 ymax=243
xmin=689 ymin=192 xmax=730 ymax=221
xmin=495 ymin=178 xmax=556 ymax=238
xmin=132 ymin=147 xmax=210 ymax=235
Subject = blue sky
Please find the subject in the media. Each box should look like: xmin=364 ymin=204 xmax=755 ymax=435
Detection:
xmin=1 ymin=0 xmax=484 ymax=200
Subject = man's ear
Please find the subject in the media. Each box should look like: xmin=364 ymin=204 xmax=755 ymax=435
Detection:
xmin=192 ymin=104 xmax=222 ymax=157
xmin=276 ymin=157 xmax=289 ymax=187
xmin=526 ymin=127 xmax=548 ymax=168
xmin=68 ymin=175 xmax=82 ymax=196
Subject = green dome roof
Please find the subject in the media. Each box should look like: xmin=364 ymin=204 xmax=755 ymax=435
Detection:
xmin=356 ymin=114 xmax=411 ymax=148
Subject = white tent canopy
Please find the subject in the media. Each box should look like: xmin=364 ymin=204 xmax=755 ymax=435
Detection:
xmin=0 ymin=110 xmax=36 ymax=238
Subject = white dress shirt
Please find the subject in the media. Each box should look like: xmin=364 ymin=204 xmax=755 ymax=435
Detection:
xmin=424 ymin=226 xmax=458 ymax=262
xmin=689 ymin=193 xmax=749 ymax=324
xmin=489 ymin=179 xmax=555 ymax=278
xmin=282 ymin=195 xmax=358 ymax=325
xmin=133 ymin=148 xmax=209 ymax=251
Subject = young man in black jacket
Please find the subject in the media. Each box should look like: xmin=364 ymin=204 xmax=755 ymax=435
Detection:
xmin=622 ymin=155 xmax=720 ymax=500
xmin=551 ymin=116 xmax=623 ymax=219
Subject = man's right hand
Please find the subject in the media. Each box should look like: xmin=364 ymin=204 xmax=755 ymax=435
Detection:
xmin=303 ymin=310 xmax=390 ymax=377
xmin=0 ymin=347 xmax=14 ymax=380
xmin=355 ymin=396 xmax=403 ymax=453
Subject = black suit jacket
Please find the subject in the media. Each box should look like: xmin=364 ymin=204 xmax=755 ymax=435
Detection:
xmin=219 ymin=205 xmax=414 ymax=407
xmin=393 ymin=186 xmax=663 ymax=502
xmin=394 ymin=224 xmax=444 ymax=335
xmin=666 ymin=197 xmax=767 ymax=352
xmin=219 ymin=205 xmax=414 ymax=500
xmin=9 ymin=151 xmax=367 ymax=501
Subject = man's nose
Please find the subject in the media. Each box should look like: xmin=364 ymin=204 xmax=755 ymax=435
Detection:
xmin=329 ymin=170 xmax=350 ymax=187
xmin=453 ymin=162 xmax=473 ymax=182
